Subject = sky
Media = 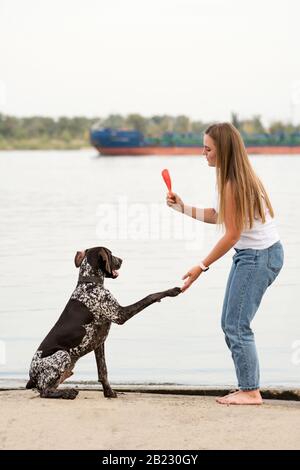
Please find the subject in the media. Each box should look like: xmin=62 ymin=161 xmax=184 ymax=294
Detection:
xmin=1 ymin=0 xmax=300 ymax=125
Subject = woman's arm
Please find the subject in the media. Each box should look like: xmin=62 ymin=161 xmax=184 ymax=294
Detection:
xmin=183 ymin=206 xmax=218 ymax=224
xmin=166 ymin=192 xmax=217 ymax=224
xmin=201 ymin=232 xmax=240 ymax=267
xmin=181 ymin=182 xmax=241 ymax=292
xmin=202 ymin=182 xmax=241 ymax=266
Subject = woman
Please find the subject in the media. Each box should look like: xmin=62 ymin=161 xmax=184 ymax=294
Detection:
xmin=167 ymin=122 xmax=284 ymax=405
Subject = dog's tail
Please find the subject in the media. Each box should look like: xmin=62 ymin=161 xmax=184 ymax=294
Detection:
xmin=25 ymin=378 xmax=36 ymax=389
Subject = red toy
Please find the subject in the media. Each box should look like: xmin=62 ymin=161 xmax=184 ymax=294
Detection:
xmin=161 ymin=169 xmax=172 ymax=192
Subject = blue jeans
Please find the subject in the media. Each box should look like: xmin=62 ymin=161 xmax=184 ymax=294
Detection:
xmin=221 ymin=240 xmax=284 ymax=390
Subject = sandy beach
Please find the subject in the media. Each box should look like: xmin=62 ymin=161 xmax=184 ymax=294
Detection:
xmin=1 ymin=389 xmax=300 ymax=450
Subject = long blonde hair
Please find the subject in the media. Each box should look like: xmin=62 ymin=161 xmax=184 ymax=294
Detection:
xmin=205 ymin=122 xmax=274 ymax=232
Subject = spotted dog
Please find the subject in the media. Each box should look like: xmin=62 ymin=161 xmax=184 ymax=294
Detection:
xmin=26 ymin=247 xmax=181 ymax=399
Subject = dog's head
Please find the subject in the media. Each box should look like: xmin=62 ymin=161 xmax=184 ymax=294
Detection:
xmin=74 ymin=247 xmax=122 ymax=279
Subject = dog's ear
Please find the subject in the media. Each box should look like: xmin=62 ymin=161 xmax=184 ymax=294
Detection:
xmin=86 ymin=248 xmax=99 ymax=271
xmin=74 ymin=251 xmax=85 ymax=268
xmin=98 ymin=247 xmax=113 ymax=277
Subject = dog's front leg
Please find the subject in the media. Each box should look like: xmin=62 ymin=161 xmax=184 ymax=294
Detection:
xmin=116 ymin=287 xmax=181 ymax=325
xmin=94 ymin=343 xmax=117 ymax=398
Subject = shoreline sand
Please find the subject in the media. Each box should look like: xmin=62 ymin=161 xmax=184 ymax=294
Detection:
xmin=1 ymin=389 xmax=300 ymax=450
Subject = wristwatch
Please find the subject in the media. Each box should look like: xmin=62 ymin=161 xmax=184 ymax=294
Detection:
xmin=199 ymin=262 xmax=209 ymax=272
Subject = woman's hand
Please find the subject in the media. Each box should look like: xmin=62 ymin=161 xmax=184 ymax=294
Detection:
xmin=166 ymin=192 xmax=184 ymax=213
xmin=181 ymin=266 xmax=202 ymax=292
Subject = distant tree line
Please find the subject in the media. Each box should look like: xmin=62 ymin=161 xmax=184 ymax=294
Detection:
xmin=0 ymin=112 xmax=300 ymax=149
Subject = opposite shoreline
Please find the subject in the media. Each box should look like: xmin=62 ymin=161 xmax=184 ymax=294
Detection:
xmin=1 ymin=146 xmax=300 ymax=154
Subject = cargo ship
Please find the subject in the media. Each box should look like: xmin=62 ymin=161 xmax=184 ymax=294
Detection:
xmin=90 ymin=128 xmax=300 ymax=156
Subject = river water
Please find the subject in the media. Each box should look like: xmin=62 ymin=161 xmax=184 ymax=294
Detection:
xmin=0 ymin=150 xmax=299 ymax=387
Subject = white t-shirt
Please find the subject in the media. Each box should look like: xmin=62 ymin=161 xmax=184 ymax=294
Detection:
xmin=213 ymin=189 xmax=280 ymax=250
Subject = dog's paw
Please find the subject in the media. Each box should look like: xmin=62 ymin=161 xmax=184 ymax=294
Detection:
xmin=104 ymin=389 xmax=118 ymax=398
xmin=63 ymin=389 xmax=79 ymax=400
xmin=167 ymin=287 xmax=182 ymax=297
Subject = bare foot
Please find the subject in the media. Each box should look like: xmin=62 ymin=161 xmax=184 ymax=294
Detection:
xmin=215 ymin=390 xmax=239 ymax=401
xmin=216 ymin=390 xmax=263 ymax=405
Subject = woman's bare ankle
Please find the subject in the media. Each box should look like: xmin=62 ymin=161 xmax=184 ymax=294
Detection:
xmin=242 ymin=389 xmax=261 ymax=397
